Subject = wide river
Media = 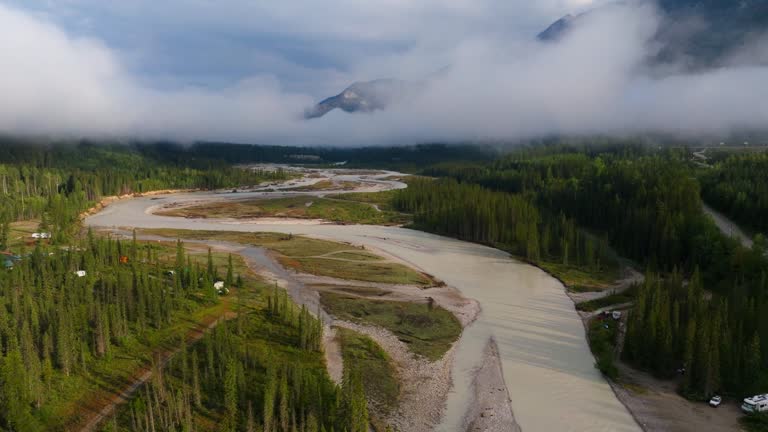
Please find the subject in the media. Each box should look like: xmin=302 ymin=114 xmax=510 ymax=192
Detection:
xmin=86 ymin=181 xmax=640 ymax=431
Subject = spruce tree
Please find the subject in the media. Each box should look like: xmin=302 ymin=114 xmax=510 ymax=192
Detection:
xmin=226 ymin=254 xmax=234 ymax=288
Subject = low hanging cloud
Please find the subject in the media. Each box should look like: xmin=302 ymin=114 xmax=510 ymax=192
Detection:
xmin=0 ymin=4 xmax=316 ymax=141
xmin=0 ymin=2 xmax=766 ymax=145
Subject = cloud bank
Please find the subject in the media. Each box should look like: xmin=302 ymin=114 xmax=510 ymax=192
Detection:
xmin=0 ymin=1 xmax=766 ymax=145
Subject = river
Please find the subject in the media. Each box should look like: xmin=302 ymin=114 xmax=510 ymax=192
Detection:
xmin=85 ymin=172 xmax=639 ymax=432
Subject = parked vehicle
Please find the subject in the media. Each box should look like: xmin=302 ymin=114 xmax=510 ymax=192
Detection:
xmin=709 ymin=395 xmax=722 ymax=407
xmin=742 ymin=394 xmax=768 ymax=413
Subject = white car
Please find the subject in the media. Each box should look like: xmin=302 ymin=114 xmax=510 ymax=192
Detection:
xmin=709 ymin=395 xmax=722 ymax=407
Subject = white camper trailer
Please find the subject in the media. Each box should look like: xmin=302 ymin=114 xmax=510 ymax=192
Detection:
xmin=742 ymin=394 xmax=768 ymax=413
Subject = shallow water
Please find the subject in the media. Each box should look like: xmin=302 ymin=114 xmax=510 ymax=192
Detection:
xmin=87 ymin=190 xmax=640 ymax=432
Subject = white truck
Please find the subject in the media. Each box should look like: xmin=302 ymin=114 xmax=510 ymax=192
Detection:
xmin=742 ymin=394 xmax=768 ymax=413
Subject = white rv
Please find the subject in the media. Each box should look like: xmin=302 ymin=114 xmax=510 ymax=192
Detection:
xmin=742 ymin=394 xmax=768 ymax=413
xmin=214 ymin=281 xmax=228 ymax=295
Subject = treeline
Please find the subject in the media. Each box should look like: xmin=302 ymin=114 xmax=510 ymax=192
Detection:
xmin=532 ymin=156 xmax=719 ymax=273
xmin=0 ymin=233 xmax=231 ymax=430
xmin=423 ymin=151 xmax=737 ymax=278
xmin=624 ymin=262 xmax=768 ymax=398
xmin=0 ymin=142 xmax=286 ymax=242
xmin=393 ymin=177 xmax=614 ymax=271
xmin=146 ymin=141 xmax=496 ymax=171
xmin=104 ymin=289 xmax=369 ymax=432
xmin=700 ymin=152 xmax=768 ymax=233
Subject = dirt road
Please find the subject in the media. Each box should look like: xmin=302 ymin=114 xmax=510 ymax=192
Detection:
xmin=74 ymin=311 xmax=237 ymax=432
xmin=613 ymin=362 xmax=743 ymax=432
xmin=73 ymin=239 xmax=247 ymax=432
xmin=567 ymin=266 xmax=643 ymax=305
xmin=703 ymin=203 xmax=753 ymax=249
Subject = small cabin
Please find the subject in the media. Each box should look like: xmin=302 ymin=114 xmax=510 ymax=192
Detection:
xmin=74 ymin=270 xmax=87 ymax=278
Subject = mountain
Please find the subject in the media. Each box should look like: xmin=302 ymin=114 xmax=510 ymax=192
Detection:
xmin=655 ymin=0 xmax=768 ymax=67
xmin=308 ymin=0 xmax=767 ymax=120
xmin=537 ymin=14 xmax=578 ymax=41
xmin=538 ymin=0 xmax=768 ymax=68
xmin=304 ymin=79 xmax=417 ymax=119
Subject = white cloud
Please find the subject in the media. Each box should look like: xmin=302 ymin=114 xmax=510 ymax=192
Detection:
xmin=0 ymin=5 xmax=129 ymax=133
xmin=0 ymin=1 xmax=766 ymax=145
xmin=0 ymin=3 xmax=310 ymax=139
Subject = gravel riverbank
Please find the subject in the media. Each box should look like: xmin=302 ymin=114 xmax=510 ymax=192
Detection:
xmin=463 ymin=338 xmax=521 ymax=432
xmin=334 ymin=320 xmax=457 ymax=432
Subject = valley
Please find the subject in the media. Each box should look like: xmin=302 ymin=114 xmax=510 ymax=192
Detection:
xmin=1 ymin=142 xmax=766 ymax=432
xmin=86 ymin=167 xmax=641 ymax=432
xmin=2 ymin=0 xmax=768 ymax=429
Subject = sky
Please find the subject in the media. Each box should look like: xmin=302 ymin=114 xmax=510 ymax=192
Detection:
xmin=0 ymin=0 xmax=767 ymax=145
xmin=4 ymin=0 xmax=601 ymax=95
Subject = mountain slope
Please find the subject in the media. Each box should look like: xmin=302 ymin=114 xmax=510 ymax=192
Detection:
xmin=308 ymin=0 xmax=768 ymax=120
xmin=537 ymin=14 xmax=578 ymax=41
xmin=538 ymin=0 xmax=768 ymax=68
xmin=305 ymin=79 xmax=416 ymax=119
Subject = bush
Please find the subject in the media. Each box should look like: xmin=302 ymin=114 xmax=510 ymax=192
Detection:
xmin=588 ymin=318 xmax=619 ymax=379
xmin=741 ymin=413 xmax=768 ymax=432
xmin=597 ymin=351 xmax=619 ymax=380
